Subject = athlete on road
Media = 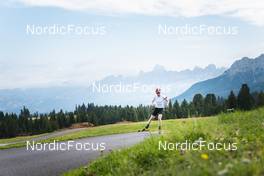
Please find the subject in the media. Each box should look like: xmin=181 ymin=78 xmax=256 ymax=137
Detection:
xmin=140 ymin=88 xmax=168 ymax=134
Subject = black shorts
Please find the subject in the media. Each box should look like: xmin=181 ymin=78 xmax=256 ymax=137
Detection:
xmin=152 ymin=108 xmax=163 ymax=116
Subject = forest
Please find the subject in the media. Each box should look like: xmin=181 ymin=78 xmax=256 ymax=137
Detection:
xmin=1 ymin=84 xmax=264 ymax=138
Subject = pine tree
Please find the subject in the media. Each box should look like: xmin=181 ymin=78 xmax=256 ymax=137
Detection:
xmin=165 ymin=100 xmax=173 ymax=119
xmin=204 ymin=94 xmax=217 ymax=116
xmin=57 ymin=110 xmax=67 ymax=128
xmin=192 ymin=94 xmax=204 ymax=116
xmin=19 ymin=106 xmax=30 ymax=133
xmin=216 ymin=96 xmax=226 ymax=113
xmin=172 ymin=100 xmax=181 ymax=118
xmin=181 ymin=99 xmax=189 ymax=118
xmin=257 ymin=91 xmax=264 ymax=107
xmin=69 ymin=112 xmax=75 ymax=125
xmin=49 ymin=110 xmax=59 ymax=131
xmin=0 ymin=112 xmax=4 ymax=138
xmin=227 ymin=90 xmax=237 ymax=109
xmin=237 ymin=84 xmax=253 ymax=110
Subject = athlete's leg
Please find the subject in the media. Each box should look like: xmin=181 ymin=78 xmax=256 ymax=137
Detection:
xmin=158 ymin=114 xmax=162 ymax=133
xmin=145 ymin=115 xmax=155 ymax=129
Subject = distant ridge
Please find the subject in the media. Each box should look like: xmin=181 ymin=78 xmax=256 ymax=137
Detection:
xmin=176 ymin=54 xmax=264 ymax=101
xmin=0 ymin=64 xmax=225 ymax=113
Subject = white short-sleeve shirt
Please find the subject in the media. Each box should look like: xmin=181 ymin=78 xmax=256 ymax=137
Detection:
xmin=153 ymin=95 xmax=167 ymax=108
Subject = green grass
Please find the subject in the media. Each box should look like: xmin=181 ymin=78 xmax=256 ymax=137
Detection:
xmin=0 ymin=133 xmax=47 ymax=144
xmin=43 ymin=121 xmax=148 ymax=143
xmin=64 ymin=108 xmax=264 ymax=176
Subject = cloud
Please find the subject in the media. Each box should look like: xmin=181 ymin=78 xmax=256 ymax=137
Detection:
xmin=8 ymin=0 xmax=264 ymax=26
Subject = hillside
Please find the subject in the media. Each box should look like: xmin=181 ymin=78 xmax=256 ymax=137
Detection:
xmin=176 ymin=54 xmax=264 ymax=101
xmin=65 ymin=107 xmax=264 ymax=176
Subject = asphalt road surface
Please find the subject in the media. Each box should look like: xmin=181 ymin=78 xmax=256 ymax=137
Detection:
xmin=0 ymin=132 xmax=151 ymax=176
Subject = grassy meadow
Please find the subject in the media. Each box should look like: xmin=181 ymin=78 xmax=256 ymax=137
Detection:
xmin=64 ymin=108 xmax=264 ymax=176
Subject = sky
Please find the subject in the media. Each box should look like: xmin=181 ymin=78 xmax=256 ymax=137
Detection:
xmin=0 ymin=0 xmax=264 ymax=89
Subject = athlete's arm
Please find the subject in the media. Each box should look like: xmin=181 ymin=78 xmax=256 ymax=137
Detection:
xmin=163 ymin=96 xmax=168 ymax=101
xmin=163 ymin=96 xmax=169 ymax=107
xmin=152 ymin=96 xmax=156 ymax=106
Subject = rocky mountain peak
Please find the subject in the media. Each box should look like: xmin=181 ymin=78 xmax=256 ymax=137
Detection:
xmin=226 ymin=54 xmax=264 ymax=75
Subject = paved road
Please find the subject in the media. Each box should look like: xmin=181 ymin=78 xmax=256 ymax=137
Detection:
xmin=0 ymin=132 xmax=150 ymax=176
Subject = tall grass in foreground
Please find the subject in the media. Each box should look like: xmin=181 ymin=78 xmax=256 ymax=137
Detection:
xmin=64 ymin=108 xmax=264 ymax=176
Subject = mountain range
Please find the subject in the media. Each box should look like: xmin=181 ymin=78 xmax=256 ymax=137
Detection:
xmin=176 ymin=54 xmax=264 ymax=101
xmin=2 ymin=53 xmax=264 ymax=114
xmin=0 ymin=64 xmax=225 ymax=113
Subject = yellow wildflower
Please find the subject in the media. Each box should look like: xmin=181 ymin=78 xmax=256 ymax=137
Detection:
xmin=201 ymin=153 xmax=209 ymax=160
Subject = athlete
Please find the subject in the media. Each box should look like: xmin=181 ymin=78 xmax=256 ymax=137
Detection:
xmin=140 ymin=88 xmax=168 ymax=133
